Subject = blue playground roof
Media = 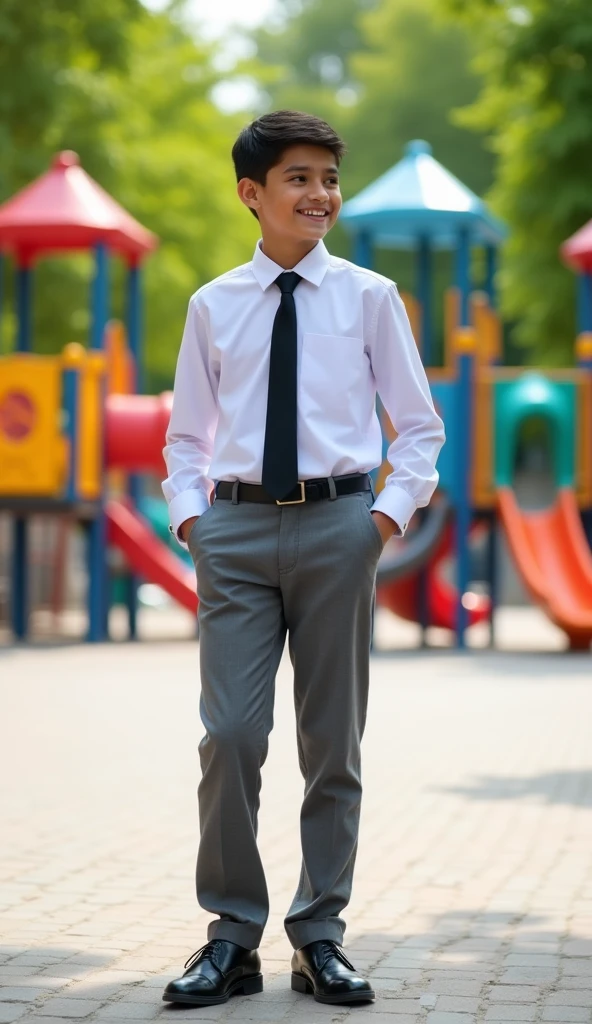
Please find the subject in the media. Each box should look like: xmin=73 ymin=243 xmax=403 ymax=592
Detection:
xmin=340 ymin=140 xmax=506 ymax=250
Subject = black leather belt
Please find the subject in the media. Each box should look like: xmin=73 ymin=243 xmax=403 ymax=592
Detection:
xmin=215 ymin=473 xmax=371 ymax=505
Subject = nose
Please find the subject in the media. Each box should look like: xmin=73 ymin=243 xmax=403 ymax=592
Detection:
xmin=308 ymin=179 xmax=330 ymax=203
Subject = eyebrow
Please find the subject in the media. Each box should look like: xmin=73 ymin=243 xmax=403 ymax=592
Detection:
xmin=283 ymin=164 xmax=339 ymax=175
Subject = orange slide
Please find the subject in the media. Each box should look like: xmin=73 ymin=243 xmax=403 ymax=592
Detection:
xmin=497 ymin=486 xmax=592 ymax=649
xmin=105 ymin=498 xmax=198 ymax=615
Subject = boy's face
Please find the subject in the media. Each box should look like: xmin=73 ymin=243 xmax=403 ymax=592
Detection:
xmin=238 ymin=144 xmax=342 ymax=248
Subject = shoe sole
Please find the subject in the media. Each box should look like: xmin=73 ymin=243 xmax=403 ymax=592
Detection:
xmin=162 ymin=972 xmax=263 ymax=1006
xmin=291 ymin=971 xmax=375 ymax=1004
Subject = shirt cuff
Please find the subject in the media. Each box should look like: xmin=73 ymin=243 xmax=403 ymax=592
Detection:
xmin=167 ymin=489 xmax=211 ymax=546
xmin=371 ymin=485 xmax=417 ymax=537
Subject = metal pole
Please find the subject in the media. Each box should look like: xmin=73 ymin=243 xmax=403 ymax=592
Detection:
xmin=455 ymin=228 xmax=471 ymax=327
xmin=16 ymin=262 xmax=32 ymax=351
xmin=11 ymin=519 xmax=28 ymax=639
xmin=454 ymin=330 xmax=475 ymax=648
xmin=353 ymin=231 xmax=373 ymax=270
xmin=485 ymin=245 xmax=497 ymax=309
xmin=12 ymin=257 xmax=33 ymax=637
xmin=63 ymin=367 xmax=79 ymax=503
xmin=126 ymin=262 xmax=144 ymax=639
xmin=127 ymin=262 xmax=142 ymax=391
xmin=87 ymin=512 xmax=108 ymax=642
xmin=485 ymin=510 xmax=498 ymax=648
xmin=90 ymin=242 xmax=109 ymax=349
xmin=417 ymin=236 xmax=433 ymax=366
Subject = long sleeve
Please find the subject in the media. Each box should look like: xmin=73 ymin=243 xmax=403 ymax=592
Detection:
xmin=162 ymin=296 xmax=219 ymax=543
xmin=369 ymin=283 xmax=445 ymax=535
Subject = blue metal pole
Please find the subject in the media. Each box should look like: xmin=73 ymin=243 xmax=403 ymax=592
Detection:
xmin=16 ymin=264 xmax=32 ymax=351
xmin=11 ymin=519 xmax=28 ymax=639
xmin=455 ymin=229 xmax=471 ymax=327
xmin=87 ymin=511 xmax=108 ymax=642
xmin=485 ymin=510 xmax=498 ymax=648
xmin=12 ymin=259 xmax=33 ymax=637
xmin=417 ymin=235 xmax=433 ymax=366
xmin=63 ymin=368 xmax=79 ymax=502
xmin=353 ymin=231 xmax=373 ymax=270
xmin=90 ymin=243 xmax=109 ymax=349
xmin=127 ymin=263 xmax=142 ymax=391
xmin=577 ymin=271 xmax=592 ymax=333
xmin=126 ymin=262 xmax=144 ymax=639
xmin=485 ymin=245 xmax=497 ymax=308
xmin=455 ymin=340 xmax=474 ymax=648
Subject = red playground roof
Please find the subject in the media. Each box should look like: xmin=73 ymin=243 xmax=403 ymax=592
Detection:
xmin=0 ymin=151 xmax=157 ymax=263
xmin=561 ymin=219 xmax=592 ymax=273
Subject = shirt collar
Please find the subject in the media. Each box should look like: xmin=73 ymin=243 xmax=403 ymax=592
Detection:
xmin=251 ymin=239 xmax=330 ymax=291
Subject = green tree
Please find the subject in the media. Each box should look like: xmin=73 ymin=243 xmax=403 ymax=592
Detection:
xmin=248 ymin=0 xmax=496 ymax=358
xmin=0 ymin=1 xmax=259 ymax=390
xmin=441 ymin=0 xmax=592 ymax=362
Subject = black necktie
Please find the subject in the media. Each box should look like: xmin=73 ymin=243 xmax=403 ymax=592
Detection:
xmin=262 ymin=271 xmax=302 ymax=501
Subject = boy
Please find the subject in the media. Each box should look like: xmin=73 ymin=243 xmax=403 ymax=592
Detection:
xmin=161 ymin=110 xmax=445 ymax=1007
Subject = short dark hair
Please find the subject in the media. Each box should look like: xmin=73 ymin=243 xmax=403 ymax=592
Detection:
xmin=232 ymin=109 xmax=346 ymax=187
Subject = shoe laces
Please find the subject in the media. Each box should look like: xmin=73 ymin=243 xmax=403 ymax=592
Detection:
xmin=318 ymin=940 xmax=356 ymax=973
xmin=184 ymin=940 xmax=226 ymax=974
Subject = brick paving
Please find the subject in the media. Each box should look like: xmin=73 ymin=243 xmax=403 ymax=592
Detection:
xmin=1 ymin=608 xmax=592 ymax=1023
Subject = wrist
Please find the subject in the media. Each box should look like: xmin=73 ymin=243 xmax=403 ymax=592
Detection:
xmin=180 ymin=515 xmax=199 ymax=542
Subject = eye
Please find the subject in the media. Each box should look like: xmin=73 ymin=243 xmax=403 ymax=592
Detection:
xmin=289 ymin=176 xmax=307 ymax=182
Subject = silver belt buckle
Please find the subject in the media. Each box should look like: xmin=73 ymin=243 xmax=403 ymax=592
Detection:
xmin=276 ymin=481 xmax=306 ymax=505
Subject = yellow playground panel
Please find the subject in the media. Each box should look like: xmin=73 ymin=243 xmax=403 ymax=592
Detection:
xmin=0 ymin=343 xmax=109 ymax=502
xmin=0 ymin=354 xmax=67 ymax=496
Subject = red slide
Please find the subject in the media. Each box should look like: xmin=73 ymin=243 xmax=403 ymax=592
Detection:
xmin=497 ymin=486 xmax=592 ymax=649
xmin=105 ymin=498 xmax=198 ymax=616
xmin=377 ymin=523 xmax=490 ymax=631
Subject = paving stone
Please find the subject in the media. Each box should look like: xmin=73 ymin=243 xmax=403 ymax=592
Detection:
xmin=546 ymin=992 xmax=592 ymax=1007
xmin=0 ymin=988 xmax=49 ymax=1003
xmin=35 ymin=997 xmax=103 ymax=1017
xmin=436 ymin=998 xmax=480 ymax=1013
xmin=92 ymin=1002 xmax=160 ymax=1019
xmin=484 ymin=1008 xmax=537 ymax=1022
xmin=541 ymin=1010 xmax=591 ymax=1023
xmin=3 ymin=623 xmax=592 ymax=1024
xmin=0 ymin=1006 xmax=28 ymax=1023
xmin=489 ymin=987 xmax=541 ymax=1003
xmin=499 ymin=968 xmax=558 ymax=984
xmin=427 ymin=1014 xmax=476 ymax=1024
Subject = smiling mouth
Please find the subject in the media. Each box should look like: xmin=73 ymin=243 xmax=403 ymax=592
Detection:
xmin=297 ymin=209 xmax=329 ymax=220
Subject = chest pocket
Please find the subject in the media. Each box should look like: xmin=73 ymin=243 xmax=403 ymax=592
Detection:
xmin=300 ymin=333 xmax=366 ymax=420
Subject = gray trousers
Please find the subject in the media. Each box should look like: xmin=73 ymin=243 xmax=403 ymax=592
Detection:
xmin=187 ymin=488 xmax=383 ymax=950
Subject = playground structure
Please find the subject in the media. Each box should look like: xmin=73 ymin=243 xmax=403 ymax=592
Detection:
xmin=341 ymin=140 xmax=592 ymax=650
xmin=1 ymin=147 xmax=592 ymax=648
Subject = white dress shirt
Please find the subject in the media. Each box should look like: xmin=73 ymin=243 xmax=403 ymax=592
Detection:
xmin=162 ymin=239 xmax=445 ymax=542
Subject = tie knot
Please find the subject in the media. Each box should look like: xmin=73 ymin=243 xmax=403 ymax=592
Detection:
xmin=275 ymin=272 xmax=301 ymax=295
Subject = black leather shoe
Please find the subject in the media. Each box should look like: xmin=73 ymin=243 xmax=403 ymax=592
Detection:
xmin=162 ymin=939 xmax=263 ymax=1006
xmin=291 ymin=940 xmax=375 ymax=1004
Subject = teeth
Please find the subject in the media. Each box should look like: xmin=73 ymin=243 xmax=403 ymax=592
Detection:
xmin=300 ymin=210 xmax=326 ymax=217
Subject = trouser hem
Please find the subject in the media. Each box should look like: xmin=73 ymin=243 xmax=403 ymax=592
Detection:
xmin=285 ymin=918 xmax=345 ymax=950
xmin=207 ymin=919 xmax=263 ymax=950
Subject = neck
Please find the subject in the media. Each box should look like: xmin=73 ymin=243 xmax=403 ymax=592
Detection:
xmin=260 ymin=236 xmax=318 ymax=270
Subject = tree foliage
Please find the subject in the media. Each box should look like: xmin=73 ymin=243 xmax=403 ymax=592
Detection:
xmin=0 ymin=0 xmax=258 ymax=390
xmin=441 ymin=0 xmax=592 ymax=362
xmin=248 ymin=0 xmax=495 ymax=354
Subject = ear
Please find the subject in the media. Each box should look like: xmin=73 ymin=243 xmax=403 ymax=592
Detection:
xmin=237 ymin=177 xmax=262 ymax=214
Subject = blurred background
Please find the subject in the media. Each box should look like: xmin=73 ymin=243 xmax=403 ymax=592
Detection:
xmin=1 ymin=0 xmax=590 ymax=389
xmin=1 ymin=0 xmax=592 ymax=648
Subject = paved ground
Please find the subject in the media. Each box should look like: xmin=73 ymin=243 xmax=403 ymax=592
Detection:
xmin=1 ymin=608 xmax=592 ymax=1024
